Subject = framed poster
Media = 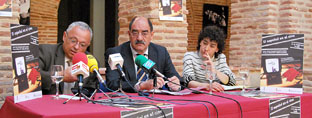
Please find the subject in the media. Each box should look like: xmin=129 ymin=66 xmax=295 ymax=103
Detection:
xmin=203 ymin=4 xmax=228 ymax=36
xmin=19 ymin=0 xmax=30 ymax=25
xmin=260 ymin=34 xmax=304 ymax=94
xmin=159 ymin=0 xmax=183 ymax=21
xmin=0 ymin=0 xmax=12 ymax=17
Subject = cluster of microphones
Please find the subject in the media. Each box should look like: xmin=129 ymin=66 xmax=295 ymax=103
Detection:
xmin=70 ymin=52 xmax=169 ymax=95
xmin=70 ymin=53 xmax=243 ymax=117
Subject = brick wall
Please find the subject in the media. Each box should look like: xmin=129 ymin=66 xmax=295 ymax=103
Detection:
xmin=0 ymin=0 xmax=59 ymax=107
xmin=30 ymin=0 xmax=60 ymax=44
xmin=0 ymin=0 xmax=19 ymax=107
xmin=230 ymin=0 xmax=312 ymax=93
xmin=118 ymin=0 xmax=188 ymax=74
xmin=186 ymin=0 xmax=231 ymax=58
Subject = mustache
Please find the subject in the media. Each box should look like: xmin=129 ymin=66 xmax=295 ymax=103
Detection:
xmin=135 ymin=40 xmax=146 ymax=45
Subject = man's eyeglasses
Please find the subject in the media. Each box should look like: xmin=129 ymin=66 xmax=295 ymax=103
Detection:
xmin=131 ymin=30 xmax=149 ymax=37
xmin=66 ymin=32 xmax=89 ymax=48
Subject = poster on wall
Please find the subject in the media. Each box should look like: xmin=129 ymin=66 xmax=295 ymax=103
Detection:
xmin=260 ymin=34 xmax=304 ymax=94
xmin=19 ymin=0 xmax=30 ymax=25
xmin=11 ymin=24 xmax=42 ymax=103
xmin=203 ymin=4 xmax=228 ymax=36
xmin=159 ymin=0 xmax=183 ymax=21
xmin=0 ymin=0 xmax=12 ymax=17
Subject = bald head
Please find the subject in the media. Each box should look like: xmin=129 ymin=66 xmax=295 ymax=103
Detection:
xmin=129 ymin=16 xmax=153 ymax=32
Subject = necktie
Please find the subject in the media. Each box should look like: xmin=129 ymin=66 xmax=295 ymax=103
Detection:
xmin=137 ymin=68 xmax=148 ymax=82
xmin=135 ymin=54 xmax=168 ymax=90
xmin=137 ymin=67 xmax=169 ymax=90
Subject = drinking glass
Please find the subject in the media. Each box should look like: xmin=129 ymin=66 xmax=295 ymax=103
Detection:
xmin=205 ymin=64 xmax=216 ymax=94
xmin=50 ymin=65 xmax=64 ymax=99
xmin=238 ymin=65 xmax=249 ymax=93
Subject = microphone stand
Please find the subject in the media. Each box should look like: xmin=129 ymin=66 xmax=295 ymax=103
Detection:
xmin=114 ymin=69 xmax=130 ymax=100
xmin=89 ymin=80 xmax=112 ymax=100
xmin=63 ymin=76 xmax=94 ymax=104
xmin=149 ymin=71 xmax=157 ymax=98
xmin=89 ymin=70 xmax=112 ymax=100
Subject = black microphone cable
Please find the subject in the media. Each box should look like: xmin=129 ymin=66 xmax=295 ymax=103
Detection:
xmin=164 ymin=78 xmax=243 ymax=118
xmin=209 ymin=93 xmax=243 ymax=118
xmin=145 ymin=96 xmax=213 ymax=118
xmin=95 ymin=99 xmax=168 ymax=118
xmin=104 ymin=69 xmax=214 ymax=118
xmin=123 ymin=76 xmax=214 ymax=118
xmin=119 ymin=86 xmax=213 ymax=118
xmin=122 ymin=74 xmax=167 ymax=118
xmin=93 ymin=75 xmax=167 ymax=118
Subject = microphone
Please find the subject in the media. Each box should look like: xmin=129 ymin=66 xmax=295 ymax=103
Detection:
xmin=86 ymin=54 xmax=105 ymax=84
xmin=135 ymin=55 xmax=168 ymax=81
xmin=108 ymin=53 xmax=125 ymax=77
xmin=71 ymin=52 xmax=89 ymax=90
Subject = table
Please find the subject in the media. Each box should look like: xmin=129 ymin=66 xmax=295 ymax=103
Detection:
xmin=1 ymin=91 xmax=312 ymax=118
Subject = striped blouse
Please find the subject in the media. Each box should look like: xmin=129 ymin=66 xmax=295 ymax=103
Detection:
xmin=182 ymin=51 xmax=236 ymax=86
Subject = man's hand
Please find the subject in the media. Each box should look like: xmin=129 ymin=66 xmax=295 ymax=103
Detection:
xmin=63 ymin=66 xmax=78 ymax=83
xmin=139 ymin=77 xmax=165 ymax=90
xmin=167 ymin=76 xmax=181 ymax=91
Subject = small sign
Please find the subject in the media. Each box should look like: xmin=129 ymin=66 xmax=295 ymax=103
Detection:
xmin=121 ymin=107 xmax=173 ymax=118
xmin=143 ymin=60 xmax=155 ymax=70
xmin=260 ymin=34 xmax=304 ymax=94
xmin=11 ymin=24 xmax=42 ymax=103
xmin=269 ymin=97 xmax=301 ymax=118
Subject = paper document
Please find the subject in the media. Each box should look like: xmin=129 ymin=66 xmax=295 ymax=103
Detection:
xmin=55 ymin=95 xmax=84 ymax=100
xmin=222 ymin=85 xmax=243 ymax=91
xmin=145 ymin=87 xmax=204 ymax=95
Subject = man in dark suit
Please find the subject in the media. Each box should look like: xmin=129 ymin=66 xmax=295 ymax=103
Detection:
xmin=39 ymin=21 xmax=96 ymax=95
xmin=105 ymin=16 xmax=182 ymax=93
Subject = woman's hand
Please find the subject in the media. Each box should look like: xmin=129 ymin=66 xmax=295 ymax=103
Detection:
xmin=202 ymin=54 xmax=216 ymax=73
xmin=204 ymin=82 xmax=224 ymax=92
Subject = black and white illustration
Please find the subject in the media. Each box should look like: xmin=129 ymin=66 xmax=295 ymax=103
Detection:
xmin=203 ymin=4 xmax=228 ymax=35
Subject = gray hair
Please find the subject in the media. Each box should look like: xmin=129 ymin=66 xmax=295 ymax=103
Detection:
xmin=66 ymin=21 xmax=93 ymax=40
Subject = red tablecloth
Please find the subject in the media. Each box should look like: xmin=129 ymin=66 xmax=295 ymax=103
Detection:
xmin=1 ymin=92 xmax=312 ymax=118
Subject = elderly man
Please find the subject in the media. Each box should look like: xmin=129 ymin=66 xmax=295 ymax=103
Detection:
xmin=105 ymin=16 xmax=182 ymax=93
xmin=39 ymin=21 xmax=97 ymax=95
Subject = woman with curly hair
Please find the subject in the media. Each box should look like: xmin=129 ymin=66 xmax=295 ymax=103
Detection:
xmin=183 ymin=25 xmax=236 ymax=92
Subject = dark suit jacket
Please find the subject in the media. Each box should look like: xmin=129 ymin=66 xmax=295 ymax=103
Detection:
xmin=105 ymin=41 xmax=182 ymax=93
xmin=39 ymin=43 xmax=97 ymax=95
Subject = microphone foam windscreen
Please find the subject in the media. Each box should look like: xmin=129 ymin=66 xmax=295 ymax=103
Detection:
xmin=135 ymin=55 xmax=148 ymax=67
xmin=87 ymin=54 xmax=98 ymax=72
xmin=72 ymin=52 xmax=88 ymax=65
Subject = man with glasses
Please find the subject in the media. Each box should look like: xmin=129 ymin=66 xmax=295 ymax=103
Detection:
xmin=39 ymin=21 xmax=97 ymax=95
xmin=105 ymin=16 xmax=182 ymax=93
